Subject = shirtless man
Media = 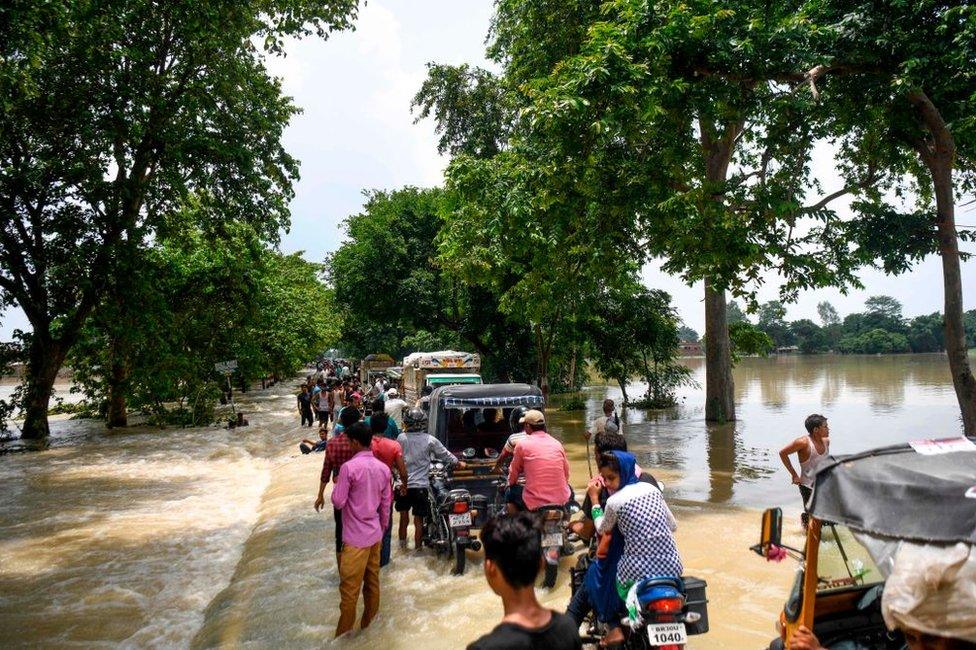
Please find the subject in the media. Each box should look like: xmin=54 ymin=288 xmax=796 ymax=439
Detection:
xmin=779 ymin=414 xmax=830 ymax=529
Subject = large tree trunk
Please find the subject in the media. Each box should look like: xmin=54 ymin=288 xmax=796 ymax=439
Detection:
xmin=534 ymin=324 xmax=551 ymax=403
xmin=700 ymin=118 xmax=741 ymax=423
xmin=704 ymin=284 xmax=735 ymax=422
xmin=617 ymin=377 xmax=629 ymax=404
xmin=20 ymin=338 xmax=67 ymax=439
xmin=106 ymin=356 xmax=128 ymax=428
xmin=106 ymin=333 xmax=129 ymax=427
xmin=910 ymin=90 xmax=976 ymax=435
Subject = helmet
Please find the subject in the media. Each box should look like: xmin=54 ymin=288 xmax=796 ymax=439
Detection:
xmin=403 ymin=407 xmax=427 ymax=430
xmin=509 ymin=406 xmax=528 ymax=433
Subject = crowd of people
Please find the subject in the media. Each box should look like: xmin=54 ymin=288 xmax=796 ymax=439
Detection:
xmin=295 ymin=365 xmax=970 ymax=649
xmin=297 ymin=370 xmax=681 ymax=648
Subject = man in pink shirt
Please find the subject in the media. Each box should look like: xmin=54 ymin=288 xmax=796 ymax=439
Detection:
xmin=506 ymin=410 xmax=571 ymax=513
xmin=330 ymin=422 xmax=392 ymax=637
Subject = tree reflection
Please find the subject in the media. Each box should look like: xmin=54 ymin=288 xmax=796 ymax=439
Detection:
xmin=706 ymin=421 xmax=736 ymax=503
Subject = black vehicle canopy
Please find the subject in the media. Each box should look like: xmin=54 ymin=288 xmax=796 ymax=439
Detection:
xmin=809 ymin=441 xmax=976 ymax=544
xmin=428 ymin=383 xmax=544 ymax=454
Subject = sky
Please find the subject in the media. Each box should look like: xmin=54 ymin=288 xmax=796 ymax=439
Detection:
xmin=1 ymin=0 xmax=974 ymax=340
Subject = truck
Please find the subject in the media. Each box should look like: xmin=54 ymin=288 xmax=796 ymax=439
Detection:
xmin=400 ymin=350 xmax=481 ymax=403
xmin=358 ymin=353 xmax=396 ymax=385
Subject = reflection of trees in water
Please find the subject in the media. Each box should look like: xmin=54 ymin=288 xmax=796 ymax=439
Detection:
xmin=728 ymin=355 xmax=936 ymax=410
xmin=706 ymin=422 xmax=736 ymax=503
xmin=705 ymin=421 xmax=776 ymax=504
xmin=834 ymin=357 xmax=906 ymax=410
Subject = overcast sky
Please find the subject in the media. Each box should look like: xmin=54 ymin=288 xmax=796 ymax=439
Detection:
xmin=2 ymin=0 xmax=974 ymax=340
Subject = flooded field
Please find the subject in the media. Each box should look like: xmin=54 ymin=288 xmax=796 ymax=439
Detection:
xmin=0 ymin=354 xmax=964 ymax=648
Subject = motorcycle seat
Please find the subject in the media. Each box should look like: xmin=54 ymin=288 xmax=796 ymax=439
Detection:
xmin=635 ymin=576 xmax=685 ymax=606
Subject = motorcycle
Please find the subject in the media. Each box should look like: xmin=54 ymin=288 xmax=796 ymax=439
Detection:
xmin=423 ymin=461 xmax=481 ymax=575
xmin=570 ymin=548 xmax=708 ymax=649
xmin=537 ymin=502 xmax=581 ymax=588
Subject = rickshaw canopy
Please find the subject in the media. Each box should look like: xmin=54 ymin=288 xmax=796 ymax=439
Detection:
xmin=809 ymin=440 xmax=976 ymax=544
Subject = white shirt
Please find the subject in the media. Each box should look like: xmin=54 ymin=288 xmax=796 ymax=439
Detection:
xmin=384 ymin=398 xmax=408 ymax=428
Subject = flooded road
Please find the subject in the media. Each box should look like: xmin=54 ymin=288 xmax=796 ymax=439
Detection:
xmin=0 ymin=354 xmax=965 ymax=648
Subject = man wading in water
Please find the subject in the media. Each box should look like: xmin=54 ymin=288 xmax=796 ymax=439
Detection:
xmin=779 ymin=414 xmax=830 ymax=529
xmin=329 ymin=422 xmax=391 ymax=638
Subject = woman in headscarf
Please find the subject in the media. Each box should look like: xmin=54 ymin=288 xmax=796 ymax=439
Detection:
xmin=567 ymin=450 xmax=682 ymax=646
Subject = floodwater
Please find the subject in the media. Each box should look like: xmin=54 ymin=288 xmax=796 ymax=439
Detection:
xmin=0 ymin=354 xmax=966 ymax=648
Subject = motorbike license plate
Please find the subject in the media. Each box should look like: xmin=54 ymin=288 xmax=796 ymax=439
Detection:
xmin=647 ymin=623 xmax=687 ymax=646
xmin=449 ymin=513 xmax=471 ymax=527
xmin=541 ymin=532 xmax=563 ymax=547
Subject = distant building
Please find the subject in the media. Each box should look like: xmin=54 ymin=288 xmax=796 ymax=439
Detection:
xmin=679 ymin=340 xmax=703 ymax=356
xmin=776 ymin=345 xmax=800 ymax=354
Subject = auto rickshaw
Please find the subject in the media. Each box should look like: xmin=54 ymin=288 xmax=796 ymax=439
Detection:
xmin=419 ymin=383 xmax=546 ymax=575
xmin=752 ymin=439 xmax=976 ymax=649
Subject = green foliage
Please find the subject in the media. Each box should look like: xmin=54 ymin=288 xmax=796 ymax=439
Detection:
xmin=757 ymin=301 xmax=795 ymax=348
xmin=727 ymin=301 xmax=750 ymax=325
xmin=677 ymin=326 xmax=699 ymax=342
xmin=839 ymin=329 xmax=911 ymax=355
xmin=907 ymin=313 xmax=944 ymax=353
xmin=790 ymin=319 xmax=828 ymax=354
xmin=727 ymin=321 xmax=775 ymax=363
xmin=817 ymin=302 xmax=841 ymax=327
xmin=326 ymin=187 xmax=536 ymax=382
xmin=558 ymin=395 xmax=587 ymax=411
xmin=69 ymin=219 xmax=337 ymax=425
xmin=587 ymin=285 xmax=694 ymax=408
xmin=412 ymin=65 xmax=511 ymax=159
xmin=0 ymin=0 xmax=358 ymax=435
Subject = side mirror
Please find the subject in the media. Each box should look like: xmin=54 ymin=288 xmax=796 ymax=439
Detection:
xmin=751 ymin=507 xmax=783 ymax=558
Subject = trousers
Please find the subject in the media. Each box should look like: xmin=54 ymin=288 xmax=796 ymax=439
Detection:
xmin=336 ymin=541 xmax=381 ymax=637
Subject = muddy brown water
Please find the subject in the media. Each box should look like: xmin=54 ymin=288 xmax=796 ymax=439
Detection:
xmin=0 ymin=354 xmax=965 ymax=648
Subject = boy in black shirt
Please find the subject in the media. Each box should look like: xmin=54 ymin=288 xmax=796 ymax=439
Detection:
xmin=467 ymin=513 xmax=582 ymax=650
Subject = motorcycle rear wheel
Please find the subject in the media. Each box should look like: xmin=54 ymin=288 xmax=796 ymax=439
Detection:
xmin=542 ymin=561 xmax=558 ymax=588
xmin=452 ymin=542 xmax=466 ymax=575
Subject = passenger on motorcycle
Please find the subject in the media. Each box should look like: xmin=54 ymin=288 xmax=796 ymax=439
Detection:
xmin=489 ymin=406 xmax=530 ymax=475
xmin=505 ymin=410 xmax=571 ymax=515
xmin=567 ymin=450 xmax=682 ymax=647
xmin=569 ymin=430 xmax=660 ymax=542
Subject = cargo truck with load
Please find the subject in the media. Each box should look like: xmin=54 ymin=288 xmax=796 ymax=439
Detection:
xmin=401 ymin=350 xmax=481 ymax=403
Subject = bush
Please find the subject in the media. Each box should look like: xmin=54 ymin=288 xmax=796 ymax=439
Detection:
xmin=839 ymin=328 xmax=911 ymax=354
xmin=559 ymin=395 xmax=586 ymax=411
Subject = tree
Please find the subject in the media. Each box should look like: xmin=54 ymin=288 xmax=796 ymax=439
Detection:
xmin=441 ymin=150 xmax=631 ymax=399
xmin=727 ymin=301 xmax=750 ymax=325
xmin=70 ymin=222 xmax=339 ymax=426
xmin=811 ymin=0 xmax=976 ymax=433
xmin=757 ymin=301 xmax=795 ymax=348
xmin=907 ymin=313 xmax=944 ymax=353
xmin=864 ymin=295 xmax=904 ymax=321
xmin=728 ymin=322 xmax=775 ymax=363
xmin=492 ymin=0 xmax=868 ymax=423
xmin=839 ymin=328 xmax=911 ymax=355
xmin=790 ymin=319 xmax=828 ymax=354
xmin=0 ymin=0 xmax=358 ymax=438
xmin=326 ymin=187 xmax=534 ymax=380
xmin=817 ymin=301 xmax=841 ymax=327
xmin=677 ymin=326 xmax=699 ymax=342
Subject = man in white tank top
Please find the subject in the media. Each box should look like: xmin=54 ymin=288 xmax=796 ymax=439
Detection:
xmin=779 ymin=414 xmax=830 ymax=529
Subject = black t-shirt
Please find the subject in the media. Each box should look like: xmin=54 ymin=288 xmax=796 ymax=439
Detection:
xmin=581 ymin=471 xmax=660 ymax=520
xmin=467 ymin=611 xmax=582 ymax=650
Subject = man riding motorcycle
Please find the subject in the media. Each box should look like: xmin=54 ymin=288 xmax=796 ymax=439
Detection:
xmin=567 ymin=450 xmax=683 ymax=647
xmin=504 ymin=409 xmax=571 ymax=515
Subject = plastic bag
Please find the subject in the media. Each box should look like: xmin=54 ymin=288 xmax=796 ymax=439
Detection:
xmin=864 ymin=538 xmax=976 ymax=643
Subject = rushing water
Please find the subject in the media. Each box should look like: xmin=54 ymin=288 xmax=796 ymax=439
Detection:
xmin=0 ymin=354 xmax=966 ymax=648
